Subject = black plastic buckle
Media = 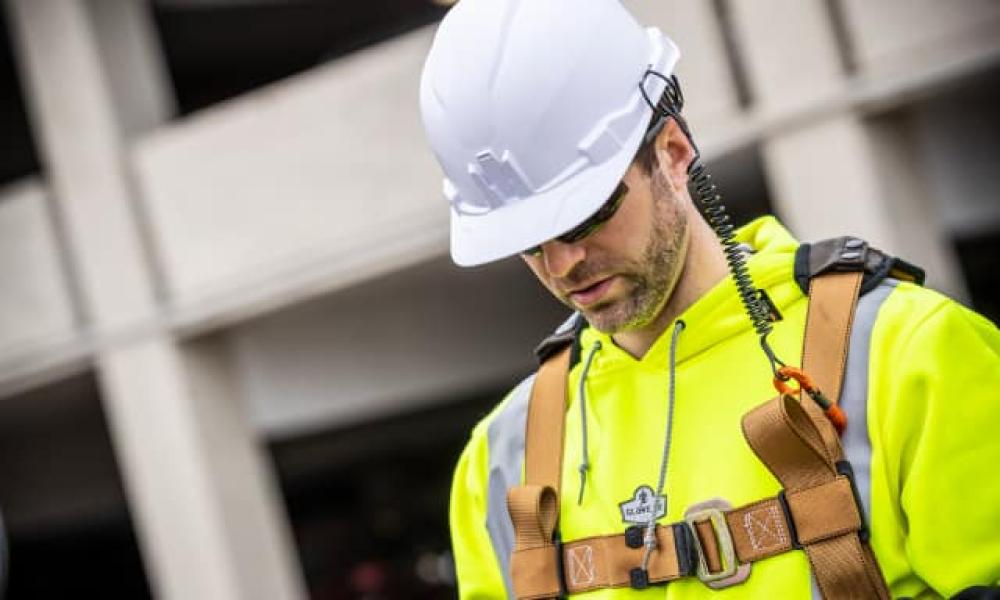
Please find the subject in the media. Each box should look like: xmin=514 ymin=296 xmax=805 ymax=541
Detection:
xmin=836 ymin=460 xmax=871 ymax=544
xmin=553 ymin=531 xmax=568 ymax=598
xmin=776 ymin=490 xmax=803 ymax=550
xmin=777 ymin=461 xmax=872 ymax=552
xmin=672 ymin=522 xmax=698 ymax=577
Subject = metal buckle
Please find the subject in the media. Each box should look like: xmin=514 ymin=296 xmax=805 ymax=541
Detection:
xmin=683 ymin=498 xmax=750 ymax=589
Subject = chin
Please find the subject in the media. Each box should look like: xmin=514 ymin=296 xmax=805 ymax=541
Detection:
xmin=581 ymin=302 xmax=634 ymax=334
xmin=583 ymin=287 xmax=667 ymax=334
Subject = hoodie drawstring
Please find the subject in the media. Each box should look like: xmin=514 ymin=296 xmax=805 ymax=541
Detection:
xmin=641 ymin=319 xmax=686 ymax=572
xmin=576 ymin=340 xmax=601 ymax=505
xmin=575 ymin=319 xmax=686 ymax=513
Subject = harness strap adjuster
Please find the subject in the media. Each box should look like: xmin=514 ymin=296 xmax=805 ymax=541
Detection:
xmin=684 ymin=507 xmax=739 ymax=585
xmin=835 ymin=460 xmax=870 ymax=544
xmin=672 ymin=522 xmax=698 ymax=577
xmin=553 ymin=531 xmax=568 ymax=598
xmin=777 ymin=490 xmax=804 ymax=550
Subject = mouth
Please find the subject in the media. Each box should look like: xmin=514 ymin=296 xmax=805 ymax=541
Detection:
xmin=567 ymin=276 xmax=616 ymax=307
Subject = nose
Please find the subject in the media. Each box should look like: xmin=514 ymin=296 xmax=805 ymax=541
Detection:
xmin=541 ymin=239 xmax=586 ymax=279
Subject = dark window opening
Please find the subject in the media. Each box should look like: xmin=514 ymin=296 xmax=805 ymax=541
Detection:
xmin=152 ymin=0 xmax=448 ymax=115
xmin=954 ymin=230 xmax=1000 ymax=324
xmin=271 ymin=391 xmax=501 ymax=599
xmin=706 ymin=144 xmax=774 ymax=228
xmin=0 ymin=372 xmax=150 ymax=599
xmin=0 ymin=8 xmax=41 ymax=187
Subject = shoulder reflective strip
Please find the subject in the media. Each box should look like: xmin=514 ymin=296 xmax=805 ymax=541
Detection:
xmin=555 ymin=312 xmax=581 ymax=334
xmin=841 ymin=280 xmax=895 ymax=519
xmin=811 ymin=279 xmax=896 ymax=599
xmin=486 ymin=374 xmax=534 ymax=598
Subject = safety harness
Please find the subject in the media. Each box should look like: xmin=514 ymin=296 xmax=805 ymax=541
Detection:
xmin=506 ymin=237 xmax=924 ymax=599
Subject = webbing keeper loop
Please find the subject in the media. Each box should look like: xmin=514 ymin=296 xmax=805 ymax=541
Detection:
xmin=835 ymin=460 xmax=870 ymax=544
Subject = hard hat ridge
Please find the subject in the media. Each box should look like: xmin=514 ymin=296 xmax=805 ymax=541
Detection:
xmin=420 ymin=0 xmax=680 ymax=266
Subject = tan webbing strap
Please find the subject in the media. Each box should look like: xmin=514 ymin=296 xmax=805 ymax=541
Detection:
xmin=802 ymin=272 xmax=862 ymax=405
xmin=524 ymin=345 xmax=571 ymax=487
xmin=742 ymin=270 xmax=890 ymax=600
xmin=559 ymin=525 xmax=688 ymax=592
xmin=509 ymin=345 xmax=572 ymax=599
xmin=509 ymin=477 xmax=867 ymax=596
xmin=801 ymin=271 xmax=863 ymax=455
xmin=508 ymin=485 xmax=562 ymax=599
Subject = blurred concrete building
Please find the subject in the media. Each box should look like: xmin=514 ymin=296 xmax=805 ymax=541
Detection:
xmin=0 ymin=0 xmax=997 ymax=598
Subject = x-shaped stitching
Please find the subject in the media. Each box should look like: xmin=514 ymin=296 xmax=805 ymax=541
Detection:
xmin=744 ymin=506 xmax=787 ymax=551
xmin=567 ymin=545 xmax=596 ymax=586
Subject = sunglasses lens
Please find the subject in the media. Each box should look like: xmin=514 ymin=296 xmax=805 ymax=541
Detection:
xmin=521 ymin=182 xmax=627 ymax=257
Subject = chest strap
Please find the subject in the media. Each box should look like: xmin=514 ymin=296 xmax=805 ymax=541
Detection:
xmin=506 ymin=269 xmax=891 ymax=598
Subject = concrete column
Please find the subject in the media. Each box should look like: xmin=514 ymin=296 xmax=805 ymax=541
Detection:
xmin=727 ymin=0 xmax=967 ymax=298
xmin=5 ymin=1 xmax=307 ymax=598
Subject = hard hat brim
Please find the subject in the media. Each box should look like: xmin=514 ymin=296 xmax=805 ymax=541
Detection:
xmin=448 ymin=120 xmax=644 ymax=267
xmin=448 ymin=30 xmax=676 ymax=267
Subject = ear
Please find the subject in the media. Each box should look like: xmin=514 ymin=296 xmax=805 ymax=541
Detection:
xmin=653 ymin=117 xmax=696 ymax=189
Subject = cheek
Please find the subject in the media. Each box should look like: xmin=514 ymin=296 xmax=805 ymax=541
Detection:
xmin=596 ymin=201 xmax=655 ymax=259
xmin=524 ymin=257 xmax=556 ymax=289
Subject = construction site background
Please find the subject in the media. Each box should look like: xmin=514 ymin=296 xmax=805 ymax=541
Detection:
xmin=0 ymin=1 xmax=997 ymax=598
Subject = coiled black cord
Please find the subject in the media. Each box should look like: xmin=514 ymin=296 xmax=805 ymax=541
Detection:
xmin=641 ymin=71 xmax=785 ymax=375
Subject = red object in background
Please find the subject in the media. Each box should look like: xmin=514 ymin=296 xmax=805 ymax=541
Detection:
xmin=350 ymin=560 xmax=389 ymax=594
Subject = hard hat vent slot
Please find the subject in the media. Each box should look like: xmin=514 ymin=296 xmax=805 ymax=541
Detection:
xmin=468 ymin=149 xmax=533 ymax=208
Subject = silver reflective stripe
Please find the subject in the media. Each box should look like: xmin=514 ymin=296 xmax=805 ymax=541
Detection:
xmin=810 ymin=279 xmax=896 ymax=599
xmin=486 ymin=374 xmax=534 ymax=598
xmin=841 ymin=280 xmax=896 ymax=519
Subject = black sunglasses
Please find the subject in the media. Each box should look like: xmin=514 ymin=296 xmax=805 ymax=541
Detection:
xmin=522 ymin=182 xmax=629 ymax=257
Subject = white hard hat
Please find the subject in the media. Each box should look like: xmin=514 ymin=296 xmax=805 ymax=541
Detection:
xmin=420 ymin=0 xmax=679 ymax=266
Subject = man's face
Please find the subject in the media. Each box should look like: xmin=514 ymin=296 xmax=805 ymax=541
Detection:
xmin=522 ymin=158 xmax=690 ymax=334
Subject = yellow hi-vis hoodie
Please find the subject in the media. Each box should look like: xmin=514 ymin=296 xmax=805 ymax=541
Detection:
xmin=449 ymin=217 xmax=1000 ymax=599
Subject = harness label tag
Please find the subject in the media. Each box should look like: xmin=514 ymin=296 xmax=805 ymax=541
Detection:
xmin=618 ymin=485 xmax=666 ymax=525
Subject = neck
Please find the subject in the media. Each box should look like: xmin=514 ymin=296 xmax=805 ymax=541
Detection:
xmin=612 ymin=213 xmax=728 ymax=358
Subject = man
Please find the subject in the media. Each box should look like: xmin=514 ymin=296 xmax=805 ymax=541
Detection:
xmin=419 ymin=0 xmax=1000 ymax=598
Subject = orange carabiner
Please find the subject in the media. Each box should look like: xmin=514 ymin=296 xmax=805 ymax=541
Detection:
xmin=772 ymin=366 xmax=816 ymax=396
xmin=772 ymin=366 xmax=847 ymax=435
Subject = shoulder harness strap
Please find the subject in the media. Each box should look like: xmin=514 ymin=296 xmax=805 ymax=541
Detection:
xmin=534 ymin=312 xmax=586 ymax=366
xmin=505 ymin=239 xmax=909 ymax=599
xmin=742 ymin=269 xmax=890 ymax=599
xmin=794 ymin=235 xmax=924 ymax=297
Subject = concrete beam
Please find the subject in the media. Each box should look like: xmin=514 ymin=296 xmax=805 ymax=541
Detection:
xmin=5 ymin=1 xmax=307 ymax=597
xmin=728 ymin=0 xmax=969 ymax=299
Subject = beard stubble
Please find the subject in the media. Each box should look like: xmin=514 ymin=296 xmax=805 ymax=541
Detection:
xmin=572 ymin=169 xmax=689 ymax=334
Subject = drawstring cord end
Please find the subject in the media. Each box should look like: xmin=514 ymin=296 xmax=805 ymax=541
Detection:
xmin=640 ymin=522 xmax=658 ymax=572
xmin=576 ymin=340 xmax=601 ymax=506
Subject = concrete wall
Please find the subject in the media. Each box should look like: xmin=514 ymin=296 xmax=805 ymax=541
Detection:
xmin=131 ymin=29 xmax=444 ymax=309
xmin=0 ymin=179 xmax=76 ymax=359
xmin=840 ymin=0 xmax=1000 ymax=75
xmin=232 ymin=257 xmax=566 ymax=438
